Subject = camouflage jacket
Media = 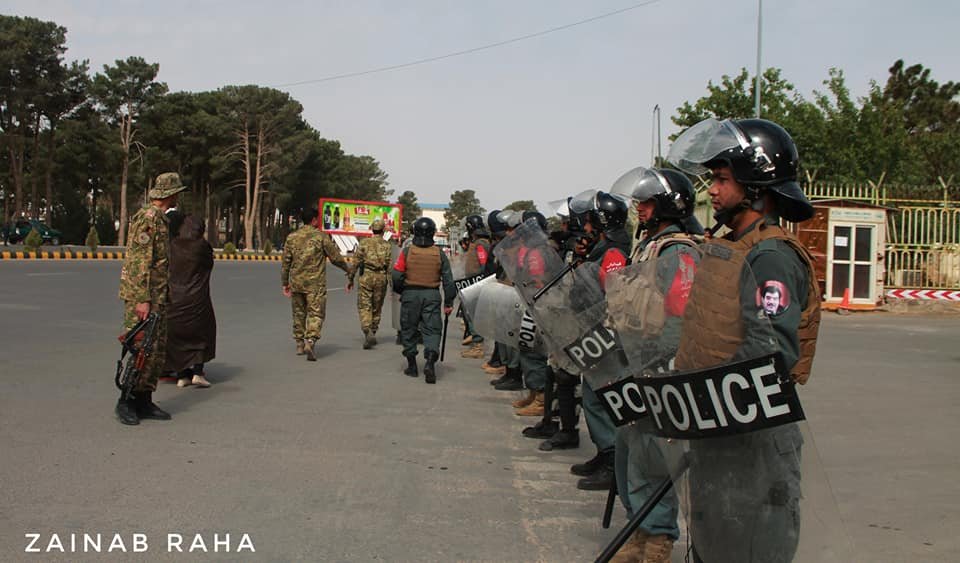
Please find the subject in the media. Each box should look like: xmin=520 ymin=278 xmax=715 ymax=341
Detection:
xmin=348 ymin=236 xmax=393 ymax=284
xmin=281 ymin=226 xmax=351 ymax=292
xmin=119 ymin=204 xmax=170 ymax=305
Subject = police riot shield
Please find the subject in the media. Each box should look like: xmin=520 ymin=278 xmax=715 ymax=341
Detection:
xmin=595 ymin=239 xmax=853 ymax=563
xmin=493 ymin=218 xmax=630 ymax=387
xmin=458 ymin=275 xmax=546 ymax=354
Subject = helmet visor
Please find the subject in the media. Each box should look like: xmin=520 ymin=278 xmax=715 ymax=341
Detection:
xmin=568 ymin=189 xmax=598 ymax=215
xmin=548 ymin=198 xmax=570 ymax=218
xmin=610 ymin=166 xmax=670 ymax=203
xmin=667 ymin=118 xmax=745 ymax=176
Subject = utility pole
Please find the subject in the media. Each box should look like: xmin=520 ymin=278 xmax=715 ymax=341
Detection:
xmin=754 ymin=0 xmax=763 ymax=118
xmin=651 ymin=105 xmax=662 ymax=167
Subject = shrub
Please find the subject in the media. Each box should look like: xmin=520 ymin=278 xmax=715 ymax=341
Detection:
xmin=24 ymin=228 xmax=43 ymax=252
xmin=262 ymin=239 xmax=274 ymax=255
xmin=85 ymin=226 xmax=100 ymax=253
xmin=223 ymin=242 xmax=237 ymax=255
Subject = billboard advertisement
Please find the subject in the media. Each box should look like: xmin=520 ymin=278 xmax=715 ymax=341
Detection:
xmin=318 ymin=198 xmax=403 ymax=237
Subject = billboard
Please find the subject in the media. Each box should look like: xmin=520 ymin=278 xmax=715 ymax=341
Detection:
xmin=318 ymin=198 xmax=403 ymax=237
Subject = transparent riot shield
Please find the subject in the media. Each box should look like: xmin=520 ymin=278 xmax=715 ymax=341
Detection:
xmin=458 ymin=275 xmax=547 ymax=354
xmin=596 ymin=239 xmax=854 ymax=563
xmin=495 ymin=218 xmax=631 ymax=388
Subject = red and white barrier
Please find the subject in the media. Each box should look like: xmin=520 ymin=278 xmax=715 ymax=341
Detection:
xmin=886 ymin=289 xmax=960 ymax=301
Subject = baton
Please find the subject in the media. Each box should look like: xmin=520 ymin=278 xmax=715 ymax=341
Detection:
xmin=440 ymin=312 xmax=450 ymax=362
xmin=532 ymin=261 xmax=578 ymax=302
xmin=602 ymin=479 xmax=617 ymax=529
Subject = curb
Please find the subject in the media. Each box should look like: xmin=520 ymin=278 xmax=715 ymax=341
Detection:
xmin=1 ymin=250 xmax=281 ymax=262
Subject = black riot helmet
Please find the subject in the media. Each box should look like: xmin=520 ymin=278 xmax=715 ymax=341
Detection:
xmin=487 ymin=209 xmax=507 ymax=239
xmin=464 ymin=214 xmax=487 ymax=237
xmin=412 ymin=217 xmax=437 ymax=247
xmin=522 ymin=210 xmax=548 ymax=232
xmin=668 ymin=117 xmax=813 ymax=223
xmin=593 ymin=191 xmax=629 ymax=231
xmin=610 ymin=166 xmax=702 ymax=234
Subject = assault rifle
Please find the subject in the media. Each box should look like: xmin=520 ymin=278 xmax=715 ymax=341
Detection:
xmin=115 ymin=312 xmax=159 ymax=401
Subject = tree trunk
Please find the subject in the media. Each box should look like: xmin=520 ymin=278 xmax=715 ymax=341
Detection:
xmin=45 ymin=128 xmax=56 ymax=226
xmin=8 ymin=142 xmax=25 ymax=219
xmin=30 ymin=114 xmax=41 ymax=219
xmin=118 ymin=114 xmax=132 ymax=246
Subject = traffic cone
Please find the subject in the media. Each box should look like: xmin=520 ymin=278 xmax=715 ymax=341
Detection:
xmin=837 ymin=287 xmax=851 ymax=315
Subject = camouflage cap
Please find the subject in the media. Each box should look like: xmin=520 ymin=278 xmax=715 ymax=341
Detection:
xmin=148 ymin=172 xmax=188 ymax=200
xmin=371 ymin=218 xmax=385 ymax=231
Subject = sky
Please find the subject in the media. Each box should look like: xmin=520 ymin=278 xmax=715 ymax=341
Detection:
xmin=6 ymin=0 xmax=960 ymax=212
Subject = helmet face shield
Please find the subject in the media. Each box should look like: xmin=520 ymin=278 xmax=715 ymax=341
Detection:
xmin=568 ymin=189 xmax=599 ymax=215
xmin=496 ymin=209 xmax=523 ymax=229
xmin=667 ymin=118 xmax=743 ymax=176
xmin=548 ymin=198 xmax=570 ymax=218
xmin=610 ymin=166 xmax=673 ymax=203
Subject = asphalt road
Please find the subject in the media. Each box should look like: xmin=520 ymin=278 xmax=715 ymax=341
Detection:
xmin=0 ymin=260 xmax=957 ymax=562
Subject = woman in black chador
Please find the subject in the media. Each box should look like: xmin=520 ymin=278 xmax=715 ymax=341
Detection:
xmin=165 ymin=214 xmax=217 ymax=388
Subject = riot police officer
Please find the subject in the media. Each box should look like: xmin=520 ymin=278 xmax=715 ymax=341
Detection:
xmin=667 ymin=118 xmax=822 ymax=562
xmin=461 ymin=214 xmax=492 ymax=356
xmin=392 ymin=217 xmax=456 ymax=384
xmin=568 ymin=190 xmax=631 ymax=491
xmin=606 ymin=167 xmax=704 ymax=562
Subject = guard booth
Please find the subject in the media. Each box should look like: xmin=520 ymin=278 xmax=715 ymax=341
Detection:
xmin=793 ymin=199 xmax=892 ymax=310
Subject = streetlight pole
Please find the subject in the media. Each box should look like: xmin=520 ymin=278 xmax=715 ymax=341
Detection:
xmin=754 ymin=0 xmax=763 ymax=118
xmin=651 ymin=104 xmax=662 ymax=167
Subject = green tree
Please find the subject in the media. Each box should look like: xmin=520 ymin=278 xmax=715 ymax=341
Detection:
xmin=878 ymin=59 xmax=960 ymax=183
xmin=90 ymin=56 xmax=167 ymax=245
xmin=503 ymin=200 xmax=537 ymax=212
xmin=0 ymin=16 xmax=70 ymax=220
xmin=443 ymin=189 xmax=484 ymax=231
xmin=397 ymin=190 xmax=421 ymax=235
xmin=672 ymin=67 xmax=827 ymax=181
xmin=218 ymin=85 xmax=310 ymax=250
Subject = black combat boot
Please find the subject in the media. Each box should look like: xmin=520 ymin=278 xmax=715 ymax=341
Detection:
xmin=362 ymin=330 xmax=374 ymax=350
xmin=136 ymin=391 xmax=172 ymax=420
xmin=115 ymin=392 xmax=139 ymax=426
xmin=403 ymin=355 xmax=418 ymax=377
xmin=570 ymin=448 xmax=610 ymax=476
xmin=577 ymin=463 xmax=615 ymax=491
xmin=522 ymin=419 xmax=558 ymax=439
xmin=494 ymin=367 xmax=523 ymax=391
xmin=423 ymin=350 xmax=438 ymax=384
xmin=539 ymin=429 xmax=580 ymax=451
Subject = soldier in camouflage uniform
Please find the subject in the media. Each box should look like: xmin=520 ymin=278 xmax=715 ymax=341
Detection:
xmin=282 ymin=207 xmax=353 ymax=361
xmin=347 ymin=218 xmax=393 ymax=349
xmin=116 ymin=172 xmax=188 ymax=425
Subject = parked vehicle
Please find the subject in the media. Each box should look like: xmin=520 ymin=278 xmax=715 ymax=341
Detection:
xmin=3 ymin=219 xmax=62 ymax=246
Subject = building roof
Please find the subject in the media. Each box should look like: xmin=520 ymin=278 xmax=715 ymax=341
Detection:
xmin=419 ymin=203 xmax=449 ymax=210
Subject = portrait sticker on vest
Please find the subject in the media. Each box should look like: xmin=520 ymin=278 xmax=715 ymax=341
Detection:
xmin=636 ymin=353 xmax=804 ymax=440
xmin=757 ymin=280 xmax=790 ymax=316
xmin=597 ymin=376 xmax=648 ymax=426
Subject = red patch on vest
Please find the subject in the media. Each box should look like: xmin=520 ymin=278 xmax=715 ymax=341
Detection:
xmin=665 ymin=253 xmax=697 ymax=316
xmin=393 ymin=250 xmax=407 ymax=272
xmin=476 ymin=245 xmax=488 ymax=266
xmin=599 ymin=248 xmax=627 ymax=290
xmin=521 ymin=247 xmax=545 ymax=277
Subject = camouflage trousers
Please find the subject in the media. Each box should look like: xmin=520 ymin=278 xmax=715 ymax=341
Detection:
xmin=123 ymin=301 xmax=167 ymax=393
xmin=291 ymin=290 xmax=327 ymax=342
xmin=357 ymin=273 xmax=388 ymax=334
